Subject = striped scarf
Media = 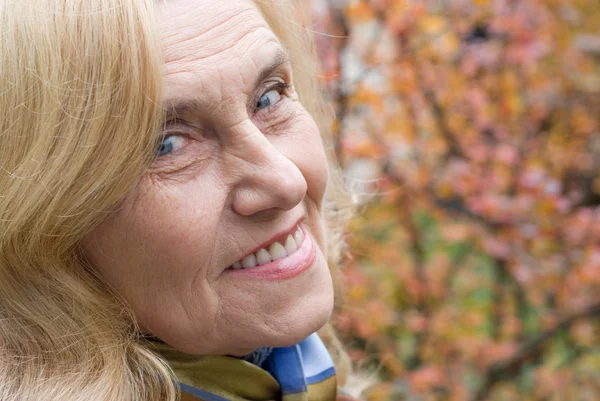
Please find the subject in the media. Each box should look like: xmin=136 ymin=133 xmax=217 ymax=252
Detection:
xmin=150 ymin=333 xmax=357 ymax=401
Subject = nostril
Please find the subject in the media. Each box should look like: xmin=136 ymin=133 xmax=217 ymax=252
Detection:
xmin=230 ymin=159 xmax=307 ymax=216
xmin=270 ymin=160 xmax=307 ymax=210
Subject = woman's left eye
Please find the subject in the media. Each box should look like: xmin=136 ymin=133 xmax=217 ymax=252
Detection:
xmin=156 ymin=135 xmax=185 ymax=156
xmin=255 ymin=87 xmax=283 ymax=111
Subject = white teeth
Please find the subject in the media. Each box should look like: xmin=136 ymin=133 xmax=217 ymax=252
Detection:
xmin=294 ymin=228 xmax=303 ymax=244
xmin=230 ymin=226 xmax=305 ymax=269
xmin=284 ymin=234 xmax=297 ymax=254
xmin=268 ymin=242 xmax=287 ymax=261
xmin=256 ymin=248 xmax=272 ymax=265
xmin=241 ymin=254 xmax=257 ymax=269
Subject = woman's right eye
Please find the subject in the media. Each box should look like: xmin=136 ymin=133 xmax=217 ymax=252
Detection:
xmin=156 ymin=135 xmax=185 ymax=156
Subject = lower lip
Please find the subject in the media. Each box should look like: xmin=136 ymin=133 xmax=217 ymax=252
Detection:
xmin=224 ymin=226 xmax=316 ymax=281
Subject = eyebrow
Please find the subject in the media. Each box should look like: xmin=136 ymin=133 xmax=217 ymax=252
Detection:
xmin=163 ymin=46 xmax=292 ymax=118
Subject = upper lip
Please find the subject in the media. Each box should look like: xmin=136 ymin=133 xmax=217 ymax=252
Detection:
xmin=236 ymin=217 xmax=304 ymax=261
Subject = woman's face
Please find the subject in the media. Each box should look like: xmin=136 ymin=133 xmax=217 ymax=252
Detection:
xmin=84 ymin=0 xmax=333 ymax=356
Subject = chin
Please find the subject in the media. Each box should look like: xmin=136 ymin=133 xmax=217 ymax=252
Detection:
xmin=262 ymin=270 xmax=334 ymax=348
xmin=264 ymin=309 xmax=333 ymax=349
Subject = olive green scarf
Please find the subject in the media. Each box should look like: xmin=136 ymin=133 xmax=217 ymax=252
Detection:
xmin=150 ymin=333 xmax=343 ymax=401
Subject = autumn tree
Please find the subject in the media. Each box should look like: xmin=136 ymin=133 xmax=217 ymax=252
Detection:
xmin=311 ymin=1 xmax=600 ymax=400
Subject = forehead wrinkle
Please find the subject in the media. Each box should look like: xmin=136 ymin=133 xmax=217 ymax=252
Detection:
xmin=160 ymin=2 xmax=267 ymax=65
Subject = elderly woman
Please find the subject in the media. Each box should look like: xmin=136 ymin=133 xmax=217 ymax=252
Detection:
xmin=0 ymin=0 xmax=359 ymax=400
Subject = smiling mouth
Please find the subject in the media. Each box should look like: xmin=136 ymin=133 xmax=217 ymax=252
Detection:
xmin=227 ymin=225 xmax=305 ymax=270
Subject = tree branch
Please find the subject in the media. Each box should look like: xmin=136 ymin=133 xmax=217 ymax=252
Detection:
xmin=471 ymin=300 xmax=600 ymax=401
xmin=329 ymin=2 xmax=386 ymax=168
xmin=330 ymin=6 xmax=350 ymax=167
xmin=415 ymin=61 xmax=470 ymax=161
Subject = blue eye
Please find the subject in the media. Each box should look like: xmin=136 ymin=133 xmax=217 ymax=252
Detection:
xmin=256 ymin=88 xmax=282 ymax=111
xmin=156 ymin=135 xmax=185 ymax=156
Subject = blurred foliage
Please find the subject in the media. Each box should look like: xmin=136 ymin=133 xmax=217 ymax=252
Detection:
xmin=309 ymin=0 xmax=600 ymax=400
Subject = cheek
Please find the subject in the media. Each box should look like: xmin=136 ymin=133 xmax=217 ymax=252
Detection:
xmin=83 ymin=178 xmax=223 ymax=309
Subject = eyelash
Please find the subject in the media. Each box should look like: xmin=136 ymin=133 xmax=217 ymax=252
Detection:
xmin=254 ymin=81 xmax=289 ymax=113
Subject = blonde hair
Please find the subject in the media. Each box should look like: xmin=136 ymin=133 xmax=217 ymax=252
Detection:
xmin=0 ymin=0 xmax=353 ymax=400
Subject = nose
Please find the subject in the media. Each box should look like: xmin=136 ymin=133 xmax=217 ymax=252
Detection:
xmin=225 ymin=120 xmax=307 ymax=217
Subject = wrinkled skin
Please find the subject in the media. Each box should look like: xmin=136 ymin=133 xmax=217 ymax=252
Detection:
xmin=83 ymin=0 xmax=333 ymax=356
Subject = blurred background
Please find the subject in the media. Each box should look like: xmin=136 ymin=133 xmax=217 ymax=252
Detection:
xmin=306 ymin=1 xmax=600 ymax=400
